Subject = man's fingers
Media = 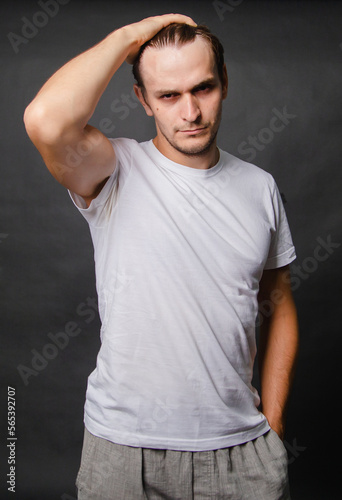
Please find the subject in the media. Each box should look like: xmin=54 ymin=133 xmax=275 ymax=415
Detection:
xmin=158 ymin=13 xmax=197 ymax=27
xmin=125 ymin=14 xmax=197 ymax=64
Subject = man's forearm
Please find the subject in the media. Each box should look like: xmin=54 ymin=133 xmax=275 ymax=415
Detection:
xmin=258 ymin=292 xmax=299 ymax=439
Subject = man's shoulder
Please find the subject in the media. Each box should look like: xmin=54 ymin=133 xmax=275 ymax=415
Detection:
xmin=108 ymin=137 xmax=151 ymax=167
xmin=219 ymin=148 xmax=276 ymax=188
xmin=108 ymin=136 xmax=140 ymax=151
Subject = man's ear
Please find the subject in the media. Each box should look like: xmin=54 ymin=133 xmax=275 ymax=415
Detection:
xmin=133 ymin=84 xmax=153 ymax=117
xmin=222 ymin=64 xmax=228 ymax=100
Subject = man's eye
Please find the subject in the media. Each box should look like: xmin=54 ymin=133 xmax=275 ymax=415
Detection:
xmin=195 ymin=85 xmax=212 ymax=93
xmin=161 ymin=94 xmax=175 ymax=99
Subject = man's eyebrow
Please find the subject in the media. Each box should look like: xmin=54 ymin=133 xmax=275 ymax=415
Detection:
xmin=154 ymin=89 xmax=179 ymax=97
xmin=191 ymin=77 xmax=217 ymax=91
xmin=154 ymin=77 xmax=217 ymax=97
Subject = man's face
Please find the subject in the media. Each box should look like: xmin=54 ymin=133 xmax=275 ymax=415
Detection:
xmin=135 ymin=37 xmax=228 ymax=165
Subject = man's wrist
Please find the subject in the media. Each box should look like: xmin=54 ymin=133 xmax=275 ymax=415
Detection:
xmin=269 ymin=421 xmax=285 ymax=440
xmin=105 ymin=26 xmax=138 ymax=52
xmin=264 ymin=412 xmax=286 ymax=440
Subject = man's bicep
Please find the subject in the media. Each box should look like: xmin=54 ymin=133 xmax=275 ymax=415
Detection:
xmin=33 ymin=123 xmax=117 ymax=204
xmin=258 ymin=264 xmax=293 ymax=305
xmin=257 ymin=264 xmax=298 ymax=359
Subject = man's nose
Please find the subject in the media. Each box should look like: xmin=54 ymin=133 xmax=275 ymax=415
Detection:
xmin=181 ymin=94 xmax=201 ymax=122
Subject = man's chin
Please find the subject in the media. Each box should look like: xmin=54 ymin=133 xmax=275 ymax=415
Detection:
xmin=173 ymin=138 xmax=216 ymax=157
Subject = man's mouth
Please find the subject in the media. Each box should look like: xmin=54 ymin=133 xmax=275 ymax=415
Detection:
xmin=179 ymin=127 xmax=207 ymax=136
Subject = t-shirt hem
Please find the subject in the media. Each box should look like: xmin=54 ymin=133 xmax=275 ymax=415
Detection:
xmin=84 ymin=414 xmax=270 ymax=451
xmin=264 ymin=246 xmax=296 ymax=270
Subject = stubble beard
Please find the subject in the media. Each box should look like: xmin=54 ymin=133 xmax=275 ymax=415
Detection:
xmin=164 ymin=127 xmax=219 ymax=157
xmin=158 ymin=109 xmax=222 ymax=158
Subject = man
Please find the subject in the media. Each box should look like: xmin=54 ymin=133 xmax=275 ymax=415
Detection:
xmin=24 ymin=13 xmax=299 ymax=500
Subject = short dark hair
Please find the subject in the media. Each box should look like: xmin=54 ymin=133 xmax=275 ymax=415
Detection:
xmin=132 ymin=23 xmax=225 ymax=89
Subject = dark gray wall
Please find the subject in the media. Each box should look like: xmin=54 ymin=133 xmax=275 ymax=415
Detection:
xmin=1 ymin=0 xmax=341 ymax=498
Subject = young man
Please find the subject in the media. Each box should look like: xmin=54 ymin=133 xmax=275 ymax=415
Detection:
xmin=24 ymin=13 xmax=299 ymax=500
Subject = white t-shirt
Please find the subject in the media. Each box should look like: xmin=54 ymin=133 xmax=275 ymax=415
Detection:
xmin=69 ymin=138 xmax=296 ymax=451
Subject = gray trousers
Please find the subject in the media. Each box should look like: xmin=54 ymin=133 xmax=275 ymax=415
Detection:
xmin=76 ymin=427 xmax=291 ymax=499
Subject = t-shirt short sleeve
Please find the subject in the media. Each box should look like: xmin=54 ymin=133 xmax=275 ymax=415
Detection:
xmin=68 ymin=138 xmax=135 ymax=227
xmin=264 ymin=179 xmax=296 ymax=269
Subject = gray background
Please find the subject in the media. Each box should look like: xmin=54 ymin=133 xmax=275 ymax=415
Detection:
xmin=1 ymin=0 xmax=341 ymax=498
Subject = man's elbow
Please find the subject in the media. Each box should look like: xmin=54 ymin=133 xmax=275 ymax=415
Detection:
xmin=24 ymin=102 xmax=66 ymax=148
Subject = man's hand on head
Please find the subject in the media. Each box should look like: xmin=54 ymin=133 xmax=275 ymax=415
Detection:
xmin=24 ymin=12 xmax=195 ymax=206
xmin=123 ymin=14 xmax=197 ymax=64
